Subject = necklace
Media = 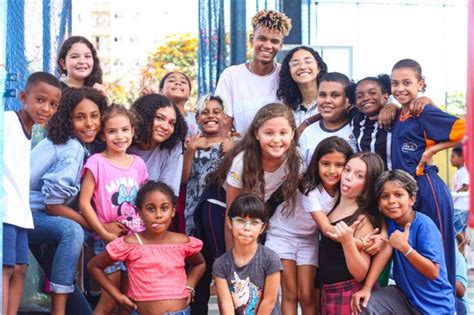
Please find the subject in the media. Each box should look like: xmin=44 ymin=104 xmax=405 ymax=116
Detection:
xmin=247 ymin=61 xmax=276 ymax=76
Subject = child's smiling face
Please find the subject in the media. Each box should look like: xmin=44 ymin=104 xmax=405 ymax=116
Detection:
xmin=21 ymin=82 xmax=61 ymax=125
xmin=60 ymin=42 xmax=94 ymax=83
xmin=379 ymin=180 xmax=416 ymax=224
xmin=317 ymin=81 xmax=349 ymax=125
xmin=390 ymin=68 xmax=424 ymax=107
xmin=197 ymin=99 xmax=224 ymax=136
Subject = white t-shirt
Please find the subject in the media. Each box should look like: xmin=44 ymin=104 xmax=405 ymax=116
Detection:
xmin=224 ymin=151 xmax=287 ymax=202
xmin=214 ymin=63 xmax=281 ymax=135
xmin=452 ymin=166 xmax=470 ymax=211
xmin=292 ymin=100 xmax=319 ymax=127
xmin=267 ymin=186 xmax=337 ymax=237
xmin=3 ymin=111 xmax=34 ymax=228
xmin=299 ymin=120 xmax=358 ymax=166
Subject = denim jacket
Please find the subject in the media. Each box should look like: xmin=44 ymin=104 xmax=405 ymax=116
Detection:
xmin=30 ymin=137 xmax=89 ymax=211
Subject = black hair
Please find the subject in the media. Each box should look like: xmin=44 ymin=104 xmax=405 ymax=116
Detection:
xmin=277 ymin=46 xmax=328 ymax=110
xmin=375 ymin=169 xmax=419 ymax=200
xmin=57 ymin=36 xmax=103 ymax=86
xmin=135 ymin=180 xmax=176 ymax=210
xmin=228 ymin=193 xmax=268 ymax=223
xmin=452 ymin=145 xmax=463 ymax=157
xmin=319 ymin=72 xmax=356 ymax=106
xmin=131 ymin=93 xmax=187 ymax=151
xmin=355 ymin=74 xmax=391 ymax=96
xmin=47 ymin=87 xmax=108 ymax=145
xmin=196 ymin=94 xmax=225 ymax=114
xmin=299 ymin=136 xmax=354 ymax=195
xmin=25 ymin=71 xmax=62 ymax=91
xmin=158 ymin=72 xmax=192 ymax=92
xmin=391 ymin=58 xmax=427 ymax=92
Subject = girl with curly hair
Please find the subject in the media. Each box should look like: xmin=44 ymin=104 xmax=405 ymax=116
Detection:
xmin=57 ymin=36 xmax=104 ymax=91
xmin=129 ymin=94 xmax=187 ymax=198
xmin=28 ymin=87 xmax=108 ymax=315
xmin=277 ymin=45 xmax=327 ymax=128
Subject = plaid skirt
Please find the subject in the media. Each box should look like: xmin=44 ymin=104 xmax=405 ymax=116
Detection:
xmin=321 ymin=278 xmax=363 ymax=315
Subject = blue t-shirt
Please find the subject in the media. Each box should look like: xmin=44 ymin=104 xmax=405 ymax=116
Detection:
xmin=391 ymin=105 xmax=463 ymax=176
xmin=388 ymin=212 xmax=454 ymax=314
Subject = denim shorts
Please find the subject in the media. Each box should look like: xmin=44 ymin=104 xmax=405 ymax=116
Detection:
xmin=130 ymin=305 xmax=190 ymax=315
xmin=93 ymin=239 xmax=126 ymax=274
xmin=164 ymin=305 xmax=191 ymax=315
xmin=454 ymin=209 xmax=469 ymax=235
xmin=3 ymin=223 xmax=29 ymax=266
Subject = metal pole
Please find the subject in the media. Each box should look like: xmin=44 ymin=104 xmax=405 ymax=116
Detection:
xmin=282 ymin=0 xmax=301 ymax=45
xmin=230 ymin=0 xmax=246 ymax=65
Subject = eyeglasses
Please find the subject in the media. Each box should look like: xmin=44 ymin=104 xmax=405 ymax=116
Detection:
xmin=289 ymin=58 xmax=316 ymax=69
xmin=231 ymin=217 xmax=264 ymax=230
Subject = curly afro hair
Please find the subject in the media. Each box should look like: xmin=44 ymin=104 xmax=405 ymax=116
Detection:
xmin=57 ymin=36 xmax=103 ymax=87
xmin=47 ymin=87 xmax=108 ymax=145
xmin=251 ymin=10 xmax=292 ymax=36
xmin=277 ymin=46 xmax=327 ymax=110
xmin=131 ymin=94 xmax=187 ymax=151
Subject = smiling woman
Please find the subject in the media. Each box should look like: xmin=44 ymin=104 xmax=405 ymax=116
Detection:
xmin=128 ymin=93 xmax=187 ymax=197
xmin=277 ymin=45 xmax=328 ymax=127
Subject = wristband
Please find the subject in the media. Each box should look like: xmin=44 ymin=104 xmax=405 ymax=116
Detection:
xmin=360 ymin=238 xmax=366 ymax=250
xmin=403 ymin=247 xmax=413 ymax=257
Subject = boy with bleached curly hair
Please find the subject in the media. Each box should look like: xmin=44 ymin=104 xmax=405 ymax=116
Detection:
xmin=215 ymin=10 xmax=292 ymax=136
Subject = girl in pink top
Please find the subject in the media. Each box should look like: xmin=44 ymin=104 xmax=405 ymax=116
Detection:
xmin=79 ymin=104 xmax=148 ymax=314
xmin=88 ymin=180 xmax=206 ymax=315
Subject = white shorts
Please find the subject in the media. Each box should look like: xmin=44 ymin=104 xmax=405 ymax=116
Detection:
xmin=265 ymin=232 xmax=319 ymax=266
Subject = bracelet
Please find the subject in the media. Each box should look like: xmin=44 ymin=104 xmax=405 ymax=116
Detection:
xmin=360 ymin=238 xmax=366 ymax=250
xmin=186 ymin=285 xmax=195 ymax=297
xmin=403 ymin=247 xmax=413 ymax=257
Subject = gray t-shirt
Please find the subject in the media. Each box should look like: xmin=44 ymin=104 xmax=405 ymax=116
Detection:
xmin=128 ymin=144 xmax=183 ymax=197
xmin=213 ymin=245 xmax=283 ymax=314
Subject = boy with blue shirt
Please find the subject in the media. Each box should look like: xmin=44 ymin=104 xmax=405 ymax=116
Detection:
xmin=352 ymin=170 xmax=454 ymax=315
xmin=2 ymin=72 xmax=61 ymax=315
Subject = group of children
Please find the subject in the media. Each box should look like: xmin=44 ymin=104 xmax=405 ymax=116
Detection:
xmin=2 ymin=8 xmax=470 ymax=315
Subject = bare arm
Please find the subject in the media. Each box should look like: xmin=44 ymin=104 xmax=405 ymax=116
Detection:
xmin=215 ymin=277 xmax=235 ymax=315
xmin=224 ymin=185 xmax=242 ymax=249
xmin=182 ymin=146 xmax=196 ymax=184
xmin=389 ymin=223 xmax=439 ymax=280
xmin=327 ymin=219 xmax=373 ymax=282
xmin=351 ymin=242 xmax=393 ymax=314
xmin=417 ymin=140 xmax=460 ymax=176
xmin=87 ymin=251 xmax=137 ymax=311
xmin=185 ymin=252 xmax=206 ymax=304
xmin=45 ymin=204 xmax=91 ymax=229
xmin=457 ymin=183 xmax=469 ymax=193
xmin=256 ymin=272 xmax=281 ymax=315
xmin=78 ymin=170 xmax=117 ymax=243
xmin=456 ymin=280 xmax=466 ymax=298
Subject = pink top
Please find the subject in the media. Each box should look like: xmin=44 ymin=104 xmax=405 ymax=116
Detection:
xmin=106 ymin=235 xmax=203 ymax=301
xmin=83 ymin=153 xmax=148 ymax=234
